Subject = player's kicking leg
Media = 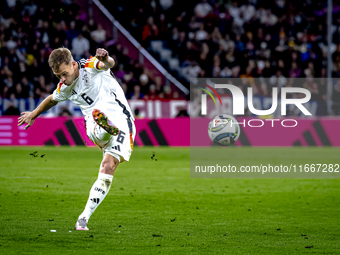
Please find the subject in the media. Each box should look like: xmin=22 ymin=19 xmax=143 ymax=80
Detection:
xmin=75 ymin=153 xmax=119 ymax=230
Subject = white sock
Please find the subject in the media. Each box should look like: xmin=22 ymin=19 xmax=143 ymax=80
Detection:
xmin=78 ymin=173 xmax=113 ymax=221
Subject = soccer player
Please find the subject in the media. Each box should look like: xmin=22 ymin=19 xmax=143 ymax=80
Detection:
xmin=18 ymin=47 xmax=136 ymax=231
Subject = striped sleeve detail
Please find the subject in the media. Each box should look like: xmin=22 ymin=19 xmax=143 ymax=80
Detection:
xmin=129 ymin=131 xmax=134 ymax=151
xmin=78 ymin=58 xmax=86 ymax=69
xmin=84 ymin=56 xmax=96 ymax=69
xmin=96 ymin=60 xmax=106 ymax=70
xmin=83 ymin=56 xmax=106 ymax=70
xmin=57 ymin=82 xmax=63 ymax=93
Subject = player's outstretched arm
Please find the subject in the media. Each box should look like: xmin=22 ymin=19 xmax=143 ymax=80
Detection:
xmin=96 ymin=48 xmax=115 ymax=70
xmin=18 ymin=94 xmax=58 ymax=130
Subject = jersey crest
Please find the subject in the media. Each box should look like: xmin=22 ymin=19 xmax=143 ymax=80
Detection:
xmin=83 ymin=71 xmax=90 ymax=86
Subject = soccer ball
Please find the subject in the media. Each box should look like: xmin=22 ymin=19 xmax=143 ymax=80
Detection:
xmin=208 ymin=115 xmax=241 ymax=146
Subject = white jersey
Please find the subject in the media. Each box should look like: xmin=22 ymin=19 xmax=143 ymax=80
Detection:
xmin=52 ymin=56 xmax=134 ymax=122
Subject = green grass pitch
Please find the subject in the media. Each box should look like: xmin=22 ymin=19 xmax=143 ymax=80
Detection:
xmin=0 ymin=146 xmax=339 ymax=254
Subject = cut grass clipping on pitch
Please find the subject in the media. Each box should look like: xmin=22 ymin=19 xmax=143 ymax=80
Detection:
xmin=0 ymin=147 xmax=339 ymax=254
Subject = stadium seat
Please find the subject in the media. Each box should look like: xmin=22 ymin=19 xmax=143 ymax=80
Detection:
xmin=150 ymin=40 xmax=164 ymax=53
xmin=168 ymin=58 xmax=180 ymax=72
xmin=159 ymin=49 xmax=172 ymax=62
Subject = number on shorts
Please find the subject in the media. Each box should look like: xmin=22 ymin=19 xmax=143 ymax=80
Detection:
xmin=117 ymin=131 xmax=126 ymax=144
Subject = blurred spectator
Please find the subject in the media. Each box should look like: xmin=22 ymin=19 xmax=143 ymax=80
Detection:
xmin=22 ymin=0 xmax=38 ymax=16
xmin=58 ymin=106 xmax=73 ymax=117
xmin=142 ymin=16 xmax=158 ymax=47
xmin=173 ymin=91 xmax=179 ymax=99
xmin=66 ymin=21 xmax=79 ymax=45
xmin=144 ymin=84 xmax=157 ymax=100
xmin=3 ymin=75 xmax=14 ymax=90
xmin=13 ymin=83 xmax=28 ymax=98
xmin=130 ymin=85 xmax=144 ymax=99
xmin=176 ymin=108 xmax=189 ymax=117
xmin=87 ymin=18 xmax=97 ymax=32
xmin=115 ymin=63 xmax=126 ymax=81
xmin=4 ymin=102 xmax=20 ymax=115
xmin=240 ymin=1 xmax=256 ymax=23
xmin=269 ymin=70 xmax=287 ymax=89
xmin=194 ymin=0 xmax=213 ymax=19
xmin=71 ymin=33 xmax=90 ymax=60
xmin=134 ymin=108 xmax=142 ymax=118
xmin=159 ymin=0 xmax=173 ymax=11
xmin=163 ymin=85 xmax=172 ymax=99
xmin=154 ymin=76 xmax=163 ymax=94
xmin=21 ymin=76 xmax=35 ymax=98
xmin=289 ymin=62 xmax=301 ymax=78
xmin=90 ymin=24 xmax=106 ymax=44
xmin=332 ymin=79 xmax=340 ymax=115
xmin=139 ymin=73 xmax=150 ymax=95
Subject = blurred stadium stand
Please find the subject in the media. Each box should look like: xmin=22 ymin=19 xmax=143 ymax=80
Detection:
xmin=100 ymin=0 xmax=340 ymax=116
xmin=0 ymin=0 xmax=188 ymax=117
xmin=1 ymin=0 xmax=340 ymax=116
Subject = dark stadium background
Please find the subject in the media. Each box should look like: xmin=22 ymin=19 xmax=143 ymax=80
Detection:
xmin=2 ymin=0 xmax=340 ymax=117
xmin=1 ymin=0 xmax=340 ymax=254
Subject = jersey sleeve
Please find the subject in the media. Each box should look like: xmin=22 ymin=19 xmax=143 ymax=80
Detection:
xmin=52 ymin=82 xmax=68 ymax=102
xmin=78 ymin=58 xmax=87 ymax=69
xmin=83 ymin=56 xmax=107 ymax=72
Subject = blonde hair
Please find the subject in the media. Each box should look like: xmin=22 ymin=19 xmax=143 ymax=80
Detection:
xmin=48 ymin=47 xmax=73 ymax=72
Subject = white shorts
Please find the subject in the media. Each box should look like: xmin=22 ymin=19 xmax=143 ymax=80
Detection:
xmin=85 ymin=114 xmax=136 ymax=163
